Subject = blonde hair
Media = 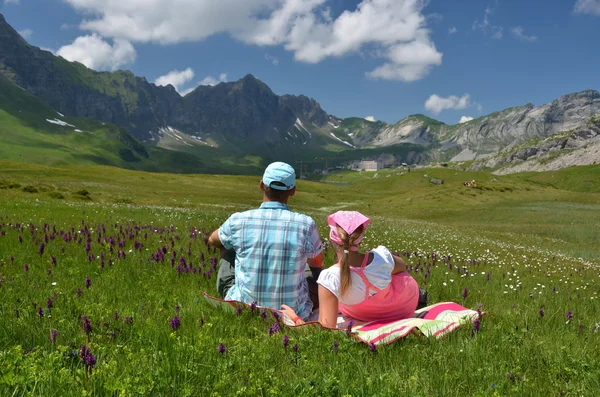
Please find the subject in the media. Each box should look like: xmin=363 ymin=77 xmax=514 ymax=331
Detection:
xmin=337 ymin=225 xmax=364 ymax=297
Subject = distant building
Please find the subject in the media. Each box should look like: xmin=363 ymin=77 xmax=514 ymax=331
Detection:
xmin=353 ymin=160 xmax=382 ymax=171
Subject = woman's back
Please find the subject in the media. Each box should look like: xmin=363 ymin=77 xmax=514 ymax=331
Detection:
xmin=318 ymin=245 xmax=419 ymax=322
xmin=317 ymin=246 xmax=394 ymax=305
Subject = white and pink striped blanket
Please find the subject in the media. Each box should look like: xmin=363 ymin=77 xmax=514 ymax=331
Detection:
xmin=203 ymin=293 xmax=482 ymax=346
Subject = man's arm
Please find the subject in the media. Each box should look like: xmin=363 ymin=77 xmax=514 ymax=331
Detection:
xmin=307 ymin=252 xmax=323 ymax=269
xmin=208 ymin=228 xmax=224 ymax=249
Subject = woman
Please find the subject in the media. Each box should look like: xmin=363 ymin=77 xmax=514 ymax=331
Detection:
xmin=281 ymin=210 xmax=420 ymax=328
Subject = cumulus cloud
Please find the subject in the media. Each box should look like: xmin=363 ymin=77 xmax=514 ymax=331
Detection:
xmin=511 ymin=26 xmax=537 ymax=42
xmin=425 ymin=94 xmax=471 ymax=115
xmin=199 ymin=73 xmax=228 ymax=87
xmin=56 ymin=34 xmax=136 ymax=71
xmin=473 ymin=5 xmax=503 ymax=39
xmin=62 ymin=0 xmax=442 ymax=82
xmin=448 ymin=27 xmax=457 ymax=35
xmin=459 ymin=116 xmax=474 ymax=124
xmin=574 ymin=0 xmax=600 ymax=15
xmin=155 ymin=68 xmax=195 ymax=93
xmin=364 ymin=116 xmax=376 ymax=122
xmin=18 ymin=29 xmax=32 ymax=39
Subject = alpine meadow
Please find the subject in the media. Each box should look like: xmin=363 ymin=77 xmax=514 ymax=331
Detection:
xmin=1 ymin=1 xmax=600 ymax=396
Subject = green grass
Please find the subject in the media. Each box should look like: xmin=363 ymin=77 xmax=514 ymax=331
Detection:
xmin=0 ymin=162 xmax=599 ymax=396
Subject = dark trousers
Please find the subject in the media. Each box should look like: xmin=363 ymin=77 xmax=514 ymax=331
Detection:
xmin=216 ymin=250 xmax=321 ymax=310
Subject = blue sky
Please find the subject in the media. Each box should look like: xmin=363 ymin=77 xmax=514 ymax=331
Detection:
xmin=2 ymin=0 xmax=599 ymax=125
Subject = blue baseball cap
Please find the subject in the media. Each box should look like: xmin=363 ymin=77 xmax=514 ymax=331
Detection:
xmin=262 ymin=162 xmax=296 ymax=191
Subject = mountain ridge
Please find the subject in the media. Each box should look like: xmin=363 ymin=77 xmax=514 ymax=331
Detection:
xmin=1 ymin=13 xmax=599 ymax=172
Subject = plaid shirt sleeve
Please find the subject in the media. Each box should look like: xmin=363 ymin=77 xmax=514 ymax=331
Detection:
xmin=304 ymin=220 xmax=323 ymax=258
xmin=218 ymin=216 xmax=235 ymax=250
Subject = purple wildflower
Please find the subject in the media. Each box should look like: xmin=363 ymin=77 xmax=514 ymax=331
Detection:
xmin=293 ymin=344 xmax=299 ymax=353
xmin=369 ymin=343 xmax=377 ymax=353
xmin=272 ymin=311 xmax=280 ymax=321
xmin=76 ymin=288 xmax=82 ymax=297
xmin=250 ymin=301 xmax=257 ymax=312
xmin=113 ymin=312 xmax=120 ymax=321
xmin=462 ymin=288 xmax=469 ymax=300
xmin=175 ymin=305 xmax=180 ymax=313
xmin=472 ymin=318 xmax=481 ymax=334
xmin=24 ymin=264 xmax=29 ymax=272
xmin=39 ymin=243 xmax=45 ymax=256
xmin=81 ymin=316 xmax=93 ymax=335
xmin=269 ymin=322 xmax=280 ymax=336
xmin=10 ymin=255 xmax=14 ymax=262
xmin=332 ymin=341 xmax=339 ymax=354
xmin=566 ymin=311 xmax=573 ymax=321
xmin=236 ymin=306 xmax=243 ymax=316
xmin=18 ymin=235 xmax=23 ymax=243
xmin=283 ymin=335 xmax=289 ymax=349
xmin=50 ymin=329 xmax=58 ymax=343
xmin=539 ymin=308 xmax=545 ymax=318
xmin=46 ymin=297 xmax=54 ymax=309
xmin=80 ymin=345 xmax=96 ymax=370
xmin=85 ymin=276 xmax=91 ymax=289
xmin=218 ymin=343 xmax=226 ymax=354
xmin=346 ymin=321 xmax=355 ymax=336
xmin=37 ymin=307 xmax=44 ymax=317
xmin=260 ymin=310 xmax=267 ymax=320
xmin=170 ymin=315 xmax=181 ymax=330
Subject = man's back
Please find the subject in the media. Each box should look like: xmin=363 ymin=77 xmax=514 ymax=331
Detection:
xmin=218 ymin=201 xmax=322 ymax=319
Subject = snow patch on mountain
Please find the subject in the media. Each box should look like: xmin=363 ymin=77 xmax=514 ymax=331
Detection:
xmin=295 ymin=118 xmax=312 ymax=138
xmin=330 ymin=133 xmax=355 ymax=148
xmin=46 ymin=118 xmax=75 ymax=127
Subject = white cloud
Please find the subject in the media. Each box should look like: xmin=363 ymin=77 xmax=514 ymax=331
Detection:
xmin=18 ymin=29 xmax=32 ymax=39
xmin=448 ymin=27 xmax=457 ymax=35
xmin=4 ymin=0 xmax=20 ymax=4
xmin=425 ymin=94 xmax=471 ymax=115
xmin=155 ymin=68 xmax=195 ymax=93
xmin=199 ymin=73 xmax=228 ymax=86
xmin=459 ymin=116 xmax=474 ymax=124
xmin=265 ymin=54 xmax=279 ymax=66
xmin=62 ymin=0 xmax=442 ymax=82
xmin=511 ymin=26 xmax=537 ymax=42
xmin=56 ymin=34 xmax=136 ymax=71
xmin=364 ymin=116 xmax=376 ymax=122
xmin=473 ymin=4 xmax=503 ymax=39
xmin=574 ymin=0 xmax=600 ymax=15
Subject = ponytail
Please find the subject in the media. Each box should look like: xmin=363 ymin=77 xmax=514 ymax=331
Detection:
xmin=337 ymin=225 xmax=364 ymax=297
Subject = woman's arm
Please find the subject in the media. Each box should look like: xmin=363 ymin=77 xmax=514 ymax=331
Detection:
xmin=280 ymin=285 xmax=339 ymax=329
xmin=317 ymin=285 xmax=339 ymax=328
xmin=391 ymin=254 xmax=408 ymax=274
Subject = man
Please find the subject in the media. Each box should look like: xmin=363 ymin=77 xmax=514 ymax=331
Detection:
xmin=208 ymin=161 xmax=323 ymax=320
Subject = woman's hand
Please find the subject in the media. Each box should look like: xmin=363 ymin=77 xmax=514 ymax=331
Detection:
xmin=280 ymin=305 xmax=304 ymax=325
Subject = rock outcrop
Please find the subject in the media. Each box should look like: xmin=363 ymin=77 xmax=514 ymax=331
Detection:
xmin=472 ymin=116 xmax=600 ymax=174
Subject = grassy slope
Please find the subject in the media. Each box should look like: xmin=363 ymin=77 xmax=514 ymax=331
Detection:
xmin=2 ymin=160 xmax=599 ymax=260
xmin=0 ymin=76 xmax=266 ymax=175
xmin=1 ymin=162 xmax=600 ymax=395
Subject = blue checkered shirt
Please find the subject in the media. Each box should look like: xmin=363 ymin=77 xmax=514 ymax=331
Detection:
xmin=218 ymin=201 xmax=322 ymax=319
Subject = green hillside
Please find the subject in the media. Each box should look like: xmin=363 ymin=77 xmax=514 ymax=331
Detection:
xmin=0 ymin=75 xmax=227 ymax=174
